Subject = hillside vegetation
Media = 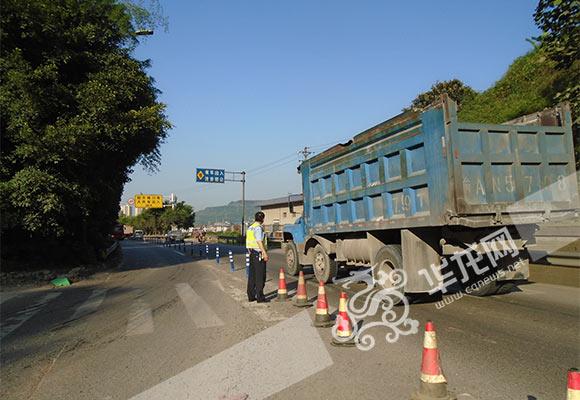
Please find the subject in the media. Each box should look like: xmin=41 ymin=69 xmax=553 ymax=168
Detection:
xmin=195 ymin=200 xmax=261 ymax=225
xmin=458 ymin=48 xmax=579 ymax=124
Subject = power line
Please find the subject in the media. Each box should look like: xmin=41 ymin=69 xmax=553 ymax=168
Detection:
xmin=249 ymin=157 xmax=300 ymax=177
xmin=246 ymin=152 xmax=297 ymax=173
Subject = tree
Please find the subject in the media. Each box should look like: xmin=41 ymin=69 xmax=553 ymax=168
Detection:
xmin=0 ymin=0 xmax=171 ymax=267
xmin=534 ymin=0 xmax=579 ymax=70
xmin=404 ymin=79 xmax=477 ymax=112
xmin=160 ymin=202 xmax=195 ymax=230
xmin=534 ymin=0 xmax=579 ymax=164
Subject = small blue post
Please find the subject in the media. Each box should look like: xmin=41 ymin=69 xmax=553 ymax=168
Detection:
xmin=245 ymin=252 xmax=250 ymax=278
xmin=228 ymin=250 xmax=235 ymax=272
xmin=206 ymin=244 xmax=209 ymax=259
xmin=216 ymin=247 xmax=220 ymax=264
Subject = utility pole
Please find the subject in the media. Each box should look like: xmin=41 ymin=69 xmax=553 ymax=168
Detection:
xmin=298 ymin=146 xmax=313 ymax=162
xmin=241 ymin=171 xmax=246 ymax=237
xmin=224 ymin=171 xmax=246 ymax=237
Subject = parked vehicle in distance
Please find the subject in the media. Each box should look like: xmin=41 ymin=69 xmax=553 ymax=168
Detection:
xmin=133 ymin=230 xmax=144 ymax=240
xmin=283 ymin=95 xmax=579 ymax=297
xmin=111 ymin=223 xmax=125 ymax=241
xmin=166 ymin=230 xmax=186 ymax=243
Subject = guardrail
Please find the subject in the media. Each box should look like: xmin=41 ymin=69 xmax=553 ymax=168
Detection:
xmin=100 ymin=241 xmax=119 ymax=260
xmin=529 ymin=223 xmax=580 ymax=268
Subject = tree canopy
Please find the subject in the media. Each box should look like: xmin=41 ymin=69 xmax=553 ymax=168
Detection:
xmin=119 ymin=202 xmax=195 ymax=234
xmin=404 ymin=79 xmax=477 ymax=112
xmin=1 ymin=0 xmax=171 ymax=267
xmin=534 ymin=0 xmax=579 ymax=70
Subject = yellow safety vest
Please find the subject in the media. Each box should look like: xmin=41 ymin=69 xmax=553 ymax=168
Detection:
xmin=246 ymin=222 xmax=267 ymax=250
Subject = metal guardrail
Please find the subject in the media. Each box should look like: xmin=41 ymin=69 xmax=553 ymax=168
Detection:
xmin=100 ymin=241 xmax=119 ymax=260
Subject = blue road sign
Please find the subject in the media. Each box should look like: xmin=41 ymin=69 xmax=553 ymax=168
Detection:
xmin=196 ymin=168 xmax=225 ymax=183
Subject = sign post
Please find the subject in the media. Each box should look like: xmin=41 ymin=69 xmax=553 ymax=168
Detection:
xmin=195 ymin=167 xmax=246 ymax=238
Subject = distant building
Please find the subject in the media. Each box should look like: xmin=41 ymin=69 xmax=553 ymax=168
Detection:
xmin=119 ymin=204 xmax=143 ymax=217
xmin=259 ymin=194 xmax=303 ymax=241
xmin=120 ymin=204 xmax=132 ymax=217
xmin=206 ymin=222 xmax=232 ymax=233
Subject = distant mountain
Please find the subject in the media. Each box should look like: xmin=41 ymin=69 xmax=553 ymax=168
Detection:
xmin=195 ymin=200 xmax=261 ymax=225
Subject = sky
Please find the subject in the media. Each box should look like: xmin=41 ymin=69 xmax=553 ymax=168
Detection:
xmin=123 ymin=0 xmax=541 ymax=211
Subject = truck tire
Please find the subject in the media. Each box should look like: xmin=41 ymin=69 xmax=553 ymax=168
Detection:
xmin=313 ymin=245 xmax=337 ymax=283
xmin=373 ymin=245 xmax=405 ymax=298
xmin=284 ymin=242 xmax=302 ymax=276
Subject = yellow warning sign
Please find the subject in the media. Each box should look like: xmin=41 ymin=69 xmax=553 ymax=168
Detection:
xmin=134 ymin=194 xmax=163 ymax=209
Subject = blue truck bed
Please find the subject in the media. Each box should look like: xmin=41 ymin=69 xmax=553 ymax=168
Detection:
xmin=300 ymin=97 xmax=578 ymax=235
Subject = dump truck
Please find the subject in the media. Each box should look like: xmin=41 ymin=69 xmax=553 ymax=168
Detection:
xmin=282 ymin=96 xmax=579 ymax=296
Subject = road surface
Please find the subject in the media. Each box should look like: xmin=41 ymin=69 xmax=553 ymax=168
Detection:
xmin=1 ymin=240 xmax=578 ymax=399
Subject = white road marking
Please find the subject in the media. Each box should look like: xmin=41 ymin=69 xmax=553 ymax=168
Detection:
xmin=70 ymin=289 xmax=107 ymax=321
xmin=129 ymin=310 xmax=333 ymax=400
xmin=126 ymin=298 xmax=154 ymax=336
xmin=0 ymin=291 xmax=21 ymax=307
xmin=175 ymin=283 xmax=224 ymax=328
xmin=0 ymin=292 xmax=62 ymax=341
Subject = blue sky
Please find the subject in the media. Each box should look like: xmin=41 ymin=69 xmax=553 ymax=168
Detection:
xmin=123 ymin=0 xmax=540 ymax=211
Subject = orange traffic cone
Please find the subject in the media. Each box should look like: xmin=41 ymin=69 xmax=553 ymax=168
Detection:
xmin=293 ymin=271 xmax=310 ymax=307
xmin=275 ymin=268 xmax=289 ymax=302
xmin=313 ymin=281 xmax=333 ymax=327
xmin=331 ymin=291 xmax=356 ymax=347
xmin=567 ymin=368 xmax=580 ymax=400
xmin=411 ymin=321 xmax=456 ymax=400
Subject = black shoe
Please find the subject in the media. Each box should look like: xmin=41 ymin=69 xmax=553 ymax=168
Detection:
xmin=256 ymin=298 xmax=270 ymax=303
xmin=248 ymin=297 xmax=256 ymax=302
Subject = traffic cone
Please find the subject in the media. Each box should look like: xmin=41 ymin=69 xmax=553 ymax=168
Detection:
xmin=275 ymin=268 xmax=289 ymax=302
xmin=331 ymin=291 xmax=356 ymax=346
xmin=411 ymin=321 xmax=456 ymax=400
xmin=313 ymin=281 xmax=333 ymax=327
xmin=293 ymin=271 xmax=310 ymax=307
xmin=568 ymin=368 xmax=580 ymax=400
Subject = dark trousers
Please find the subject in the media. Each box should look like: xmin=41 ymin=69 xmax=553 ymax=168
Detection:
xmin=247 ymin=251 xmax=266 ymax=300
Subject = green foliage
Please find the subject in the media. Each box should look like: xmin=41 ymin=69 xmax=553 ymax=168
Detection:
xmin=160 ymin=202 xmax=195 ymax=229
xmin=404 ymin=79 xmax=477 ymax=112
xmin=1 ymin=0 xmax=171 ymax=267
xmin=457 ymin=49 xmax=573 ymax=123
xmin=120 ymin=202 xmax=195 ymax=234
xmin=206 ymin=231 xmax=242 ymax=238
xmin=534 ymin=0 xmax=579 ymax=70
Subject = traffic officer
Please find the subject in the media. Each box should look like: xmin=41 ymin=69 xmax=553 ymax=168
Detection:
xmin=246 ymin=211 xmax=269 ymax=303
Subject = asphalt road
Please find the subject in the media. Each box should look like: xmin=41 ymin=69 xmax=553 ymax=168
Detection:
xmin=1 ymin=240 xmax=578 ymax=400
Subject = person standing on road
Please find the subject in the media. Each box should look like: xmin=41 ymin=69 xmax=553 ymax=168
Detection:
xmin=246 ymin=211 xmax=269 ymax=303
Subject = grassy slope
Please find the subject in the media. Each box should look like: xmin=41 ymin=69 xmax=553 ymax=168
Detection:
xmin=458 ymin=48 xmax=566 ymax=123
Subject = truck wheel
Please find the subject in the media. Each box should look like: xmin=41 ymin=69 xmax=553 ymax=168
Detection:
xmin=284 ymin=242 xmax=302 ymax=276
xmin=373 ymin=245 xmax=404 ymax=297
xmin=313 ymin=245 xmax=337 ymax=283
